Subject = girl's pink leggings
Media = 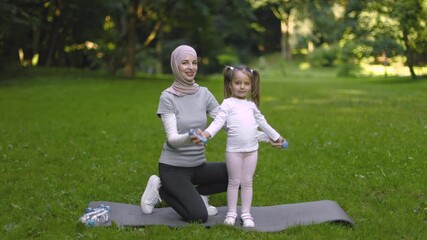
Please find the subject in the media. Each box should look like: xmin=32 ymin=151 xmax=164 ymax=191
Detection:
xmin=225 ymin=151 xmax=258 ymax=214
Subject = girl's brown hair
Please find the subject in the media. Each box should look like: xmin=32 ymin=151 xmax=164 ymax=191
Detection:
xmin=223 ymin=65 xmax=260 ymax=106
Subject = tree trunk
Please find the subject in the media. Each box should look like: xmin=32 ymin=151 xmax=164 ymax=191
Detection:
xmin=123 ymin=0 xmax=138 ymax=78
xmin=45 ymin=15 xmax=60 ymax=66
xmin=280 ymin=20 xmax=291 ymax=59
xmin=279 ymin=11 xmax=295 ymax=60
xmin=402 ymin=30 xmax=416 ymax=80
xmin=45 ymin=0 xmax=64 ymax=67
xmin=36 ymin=2 xmax=49 ymax=66
xmin=0 ymin=39 xmax=20 ymax=68
xmin=32 ymin=24 xmax=41 ymax=66
xmin=155 ymin=33 xmax=163 ymax=74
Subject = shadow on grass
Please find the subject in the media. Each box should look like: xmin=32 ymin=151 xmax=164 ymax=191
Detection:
xmin=0 ymin=66 xmax=174 ymax=86
xmin=367 ymin=75 xmax=427 ymax=85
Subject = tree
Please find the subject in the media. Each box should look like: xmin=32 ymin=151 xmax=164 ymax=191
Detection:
xmin=340 ymin=0 xmax=426 ymax=79
xmin=250 ymin=0 xmax=315 ymax=60
xmin=37 ymin=0 xmax=115 ymax=67
xmin=307 ymin=1 xmax=342 ymax=47
xmin=390 ymin=0 xmax=426 ymax=80
xmin=123 ymin=0 xmax=138 ymax=78
xmin=123 ymin=0 xmax=166 ymax=77
xmin=0 ymin=0 xmax=39 ymax=67
xmin=155 ymin=0 xmax=258 ymax=74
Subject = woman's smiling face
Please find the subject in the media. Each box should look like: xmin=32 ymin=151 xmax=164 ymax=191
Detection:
xmin=177 ymin=54 xmax=198 ymax=83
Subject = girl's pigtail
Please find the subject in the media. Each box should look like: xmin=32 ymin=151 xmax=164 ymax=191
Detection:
xmin=223 ymin=66 xmax=233 ymax=99
xmin=251 ymin=69 xmax=260 ymax=107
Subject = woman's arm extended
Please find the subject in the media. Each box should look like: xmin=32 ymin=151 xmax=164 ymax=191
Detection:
xmin=161 ymin=113 xmax=192 ymax=147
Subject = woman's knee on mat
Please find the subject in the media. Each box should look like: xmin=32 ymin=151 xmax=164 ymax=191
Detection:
xmin=185 ymin=208 xmax=208 ymax=223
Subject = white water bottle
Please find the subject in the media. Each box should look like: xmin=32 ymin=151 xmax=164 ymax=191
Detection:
xmin=80 ymin=205 xmax=111 ymax=227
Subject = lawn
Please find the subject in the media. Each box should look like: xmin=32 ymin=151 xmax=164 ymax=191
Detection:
xmin=0 ymin=64 xmax=426 ymax=239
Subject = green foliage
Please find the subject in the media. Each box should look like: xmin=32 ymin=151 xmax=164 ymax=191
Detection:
xmin=216 ymin=46 xmax=242 ymax=66
xmin=307 ymin=0 xmax=342 ymax=45
xmin=307 ymin=44 xmax=339 ymax=67
xmin=336 ymin=63 xmax=359 ymax=77
xmin=0 ymin=65 xmax=426 ymax=239
xmin=1 ymin=0 xmax=426 ymax=77
xmin=216 ymin=53 xmax=240 ymax=66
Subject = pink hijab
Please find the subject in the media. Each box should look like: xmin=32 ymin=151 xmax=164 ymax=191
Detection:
xmin=166 ymin=45 xmax=200 ymax=96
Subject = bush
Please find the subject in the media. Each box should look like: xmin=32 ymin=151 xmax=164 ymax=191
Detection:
xmin=216 ymin=52 xmax=240 ymax=66
xmin=307 ymin=44 xmax=339 ymax=67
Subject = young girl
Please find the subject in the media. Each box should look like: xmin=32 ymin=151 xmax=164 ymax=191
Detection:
xmin=201 ymin=65 xmax=286 ymax=228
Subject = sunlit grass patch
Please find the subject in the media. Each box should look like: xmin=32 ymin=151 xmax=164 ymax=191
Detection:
xmin=360 ymin=63 xmax=427 ymax=77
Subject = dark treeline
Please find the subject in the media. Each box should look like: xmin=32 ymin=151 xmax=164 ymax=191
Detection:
xmin=0 ymin=0 xmax=426 ymax=79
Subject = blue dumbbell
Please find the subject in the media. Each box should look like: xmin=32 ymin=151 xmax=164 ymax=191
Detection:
xmin=189 ymin=129 xmax=208 ymax=145
xmin=282 ymin=141 xmax=289 ymax=149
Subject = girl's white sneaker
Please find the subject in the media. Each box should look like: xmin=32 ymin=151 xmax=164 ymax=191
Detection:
xmin=241 ymin=213 xmax=255 ymax=228
xmin=223 ymin=212 xmax=238 ymax=226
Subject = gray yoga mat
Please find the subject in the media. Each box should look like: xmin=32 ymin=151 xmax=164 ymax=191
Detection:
xmin=87 ymin=200 xmax=354 ymax=232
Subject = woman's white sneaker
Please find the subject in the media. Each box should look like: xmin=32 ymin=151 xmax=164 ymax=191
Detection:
xmin=140 ymin=175 xmax=161 ymax=214
xmin=201 ymin=195 xmax=218 ymax=216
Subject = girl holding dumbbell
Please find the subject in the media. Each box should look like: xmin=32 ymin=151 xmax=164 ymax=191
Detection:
xmin=201 ymin=65 xmax=287 ymax=228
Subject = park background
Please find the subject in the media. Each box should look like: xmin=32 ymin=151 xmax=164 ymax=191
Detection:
xmin=1 ymin=0 xmax=426 ymax=239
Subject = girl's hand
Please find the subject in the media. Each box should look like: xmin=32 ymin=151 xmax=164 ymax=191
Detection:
xmin=270 ymin=136 xmax=286 ymax=148
xmin=201 ymin=131 xmax=211 ymax=139
xmin=190 ymin=128 xmax=208 ymax=145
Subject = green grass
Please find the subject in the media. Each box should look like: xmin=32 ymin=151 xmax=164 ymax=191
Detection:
xmin=0 ymin=64 xmax=426 ymax=239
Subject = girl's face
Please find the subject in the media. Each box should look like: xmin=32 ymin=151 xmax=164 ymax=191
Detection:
xmin=177 ymin=54 xmax=198 ymax=83
xmin=229 ymin=70 xmax=251 ymax=99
